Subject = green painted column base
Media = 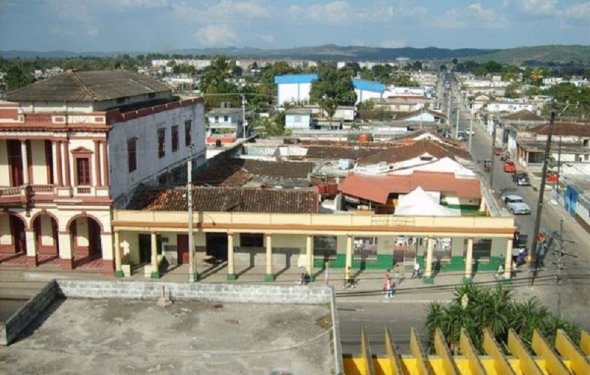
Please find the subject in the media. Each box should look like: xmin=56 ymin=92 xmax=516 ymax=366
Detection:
xmin=227 ymin=273 xmax=237 ymax=281
xmin=422 ymin=276 xmax=434 ymax=284
xmin=189 ymin=273 xmax=200 ymax=282
xmin=308 ymin=274 xmax=315 ymax=282
xmin=150 ymin=271 xmax=160 ymax=279
xmin=114 ymin=270 xmax=125 ymax=278
xmin=462 ymin=277 xmax=473 ymax=284
xmin=264 ymin=273 xmax=275 ymax=282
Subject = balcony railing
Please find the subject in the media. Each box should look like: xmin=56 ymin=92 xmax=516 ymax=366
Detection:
xmin=0 ymin=184 xmax=110 ymax=202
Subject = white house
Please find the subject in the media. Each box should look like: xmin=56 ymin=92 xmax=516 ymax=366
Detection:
xmin=285 ymin=108 xmax=312 ymax=130
xmin=206 ymin=107 xmax=245 ymax=145
xmin=274 ymin=74 xmax=318 ymax=106
xmin=0 ymin=70 xmax=206 ymax=276
xmin=352 ymin=79 xmax=385 ymax=104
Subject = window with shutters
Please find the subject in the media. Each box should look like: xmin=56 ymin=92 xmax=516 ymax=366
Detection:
xmin=157 ymin=128 xmax=165 ymax=158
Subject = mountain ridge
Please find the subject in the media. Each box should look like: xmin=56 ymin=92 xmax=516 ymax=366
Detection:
xmin=1 ymin=44 xmax=588 ymax=65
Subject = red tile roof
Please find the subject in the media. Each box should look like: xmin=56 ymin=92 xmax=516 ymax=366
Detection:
xmin=357 ymin=139 xmax=471 ymax=166
xmin=339 ymin=171 xmax=480 ymax=204
xmin=128 ymin=186 xmax=319 ymax=213
xmin=530 ymin=122 xmax=590 ymax=137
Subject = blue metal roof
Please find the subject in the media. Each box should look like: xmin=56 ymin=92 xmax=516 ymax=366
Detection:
xmin=352 ymin=79 xmax=385 ymax=93
xmin=274 ymin=74 xmax=319 ymax=84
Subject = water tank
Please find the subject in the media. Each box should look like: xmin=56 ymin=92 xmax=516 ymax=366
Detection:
xmin=358 ymin=134 xmax=370 ymax=143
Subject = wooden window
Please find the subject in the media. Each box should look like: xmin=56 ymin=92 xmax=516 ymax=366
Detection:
xmin=171 ymin=125 xmax=179 ymax=152
xmin=127 ymin=138 xmax=137 ymax=172
xmin=184 ymin=120 xmax=192 ymax=146
xmin=76 ymin=158 xmax=91 ymax=185
xmin=157 ymin=128 xmax=165 ymax=158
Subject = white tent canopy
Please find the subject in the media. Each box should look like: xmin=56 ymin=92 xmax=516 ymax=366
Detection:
xmin=395 ymin=186 xmax=461 ymax=216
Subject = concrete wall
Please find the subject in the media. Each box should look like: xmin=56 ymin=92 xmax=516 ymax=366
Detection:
xmin=1 ymin=280 xmax=60 ymax=346
xmin=56 ymin=280 xmax=333 ymax=305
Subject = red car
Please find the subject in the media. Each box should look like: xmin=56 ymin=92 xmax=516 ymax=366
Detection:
xmin=503 ymin=160 xmax=516 ymax=173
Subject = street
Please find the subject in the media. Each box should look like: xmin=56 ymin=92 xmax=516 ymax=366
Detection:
xmin=336 ymin=75 xmax=590 ymax=355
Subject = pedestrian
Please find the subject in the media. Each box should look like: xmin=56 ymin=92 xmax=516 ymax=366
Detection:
xmin=383 ymin=269 xmax=393 ymax=298
xmin=299 ymin=266 xmax=306 ymax=285
xmin=385 ymin=277 xmax=393 ymax=299
xmin=411 ymin=262 xmax=421 ymax=278
xmin=495 ymin=263 xmax=504 ymax=278
xmin=393 ymin=263 xmax=402 ymax=285
xmin=345 ymin=266 xmax=355 ymax=288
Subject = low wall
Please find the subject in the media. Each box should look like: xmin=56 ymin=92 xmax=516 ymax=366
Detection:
xmin=1 ymin=281 xmax=60 ymax=345
xmin=2 ymin=276 xmax=340 ymax=375
xmin=56 ymin=280 xmax=333 ymax=304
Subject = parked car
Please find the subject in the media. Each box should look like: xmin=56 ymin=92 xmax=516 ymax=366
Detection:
xmin=503 ymin=160 xmax=516 ymax=173
xmin=512 ymin=172 xmax=530 ymax=186
xmin=503 ymin=194 xmax=531 ymax=215
xmin=494 ymin=147 xmax=503 ymax=156
xmin=546 ymin=171 xmax=559 ymax=183
xmin=500 ymin=151 xmax=511 ymax=161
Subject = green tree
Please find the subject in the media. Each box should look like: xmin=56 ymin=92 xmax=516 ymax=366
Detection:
xmin=310 ymin=62 xmax=356 ymax=106
xmin=199 ymin=55 xmax=239 ymax=108
xmin=252 ymin=114 xmax=290 ymax=137
xmin=425 ymin=284 xmax=580 ymax=354
xmin=4 ymin=65 xmax=36 ymax=91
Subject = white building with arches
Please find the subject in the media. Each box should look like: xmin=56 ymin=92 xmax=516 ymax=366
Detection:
xmin=0 ymin=70 xmax=205 ymax=275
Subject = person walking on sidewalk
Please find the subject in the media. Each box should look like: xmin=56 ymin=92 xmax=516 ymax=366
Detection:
xmin=411 ymin=262 xmax=421 ymax=278
xmin=344 ymin=266 xmax=355 ymax=288
xmin=393 ymin=263 xmax=402 ymax=285
xmin=383 ymin=269 xmax=393 ymax=298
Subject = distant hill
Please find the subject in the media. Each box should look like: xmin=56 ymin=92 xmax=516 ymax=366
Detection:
xmin=1 ymin=44 xmax=588 ymax=65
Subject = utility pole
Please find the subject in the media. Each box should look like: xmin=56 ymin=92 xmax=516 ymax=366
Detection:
xmin=455 ymin=106 xmax=459 ymax=139
xmin=530 ymin=109 xmax=556 ymax=285
xmin=187 ymin=145 xmax=197 ymax=282
xmin=241 ymin=94 xmax=247 ymax=139
xmin=468 ymin=113 xmax=473 ymax=153
xmin=489 ymin=116 xmax=497 ymax=190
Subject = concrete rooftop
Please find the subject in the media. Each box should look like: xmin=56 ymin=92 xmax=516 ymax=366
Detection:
xmin=1 ymin=297 xmax=335 ymax=374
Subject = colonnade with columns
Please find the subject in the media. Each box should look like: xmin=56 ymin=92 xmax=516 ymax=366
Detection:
xmin=112 ymin=230 xmax=516 ymax=282
xmin=2 ymin=138 xmax=108 ymax=189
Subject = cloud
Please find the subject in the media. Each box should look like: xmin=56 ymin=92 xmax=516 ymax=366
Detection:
xmin=289 ymin=1 xmax=386 ymax=23
xmin=513 ymin=0 xmax=558 ymax=16
xmin=256 ymin=33 xmax=274 ymax=43
xmin=47 ymin=0 xmax=100 ymax=37
xmin=435 ymin=3 xmax=509 ymax=29
xmin=560 ymin=2 xmax=590 ymax=21
xmin=174 ymin=0 xmax=269 ymax=21
xmin=195 ymin=24 xmax=239 ymax=46
xmin=381 ymin=39 xmax=406 ymax=48
xmin=118 ymin=0 xmax=168 ymax=8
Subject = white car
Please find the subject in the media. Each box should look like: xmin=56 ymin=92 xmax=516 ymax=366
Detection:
xmin=503 ymin=194 xmax=531 ymax=215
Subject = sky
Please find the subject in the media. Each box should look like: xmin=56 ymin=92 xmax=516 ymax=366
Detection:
xmin=1 ymin=0 xmax=589 ymax=53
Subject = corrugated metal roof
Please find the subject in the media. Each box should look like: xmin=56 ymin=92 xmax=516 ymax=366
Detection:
xmin=7 ymin=70 xmax=172 ymax=102
xmin=352 ymin=79 xmax=385 ymax=93
xmin=274 ymin=74 xmax=319 ymax=84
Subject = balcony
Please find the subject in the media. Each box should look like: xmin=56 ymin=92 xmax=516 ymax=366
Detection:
xmin=0 ymin=185 xmax=111 ymax=205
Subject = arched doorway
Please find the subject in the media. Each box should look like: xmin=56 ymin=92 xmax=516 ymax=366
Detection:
xmin=70 ymin=216 xmax=102 ymax=267
xmin=33 ymin=213 xmax=59 ymax=263
xmin=0 ymin=213 xmax=26 ymax=262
